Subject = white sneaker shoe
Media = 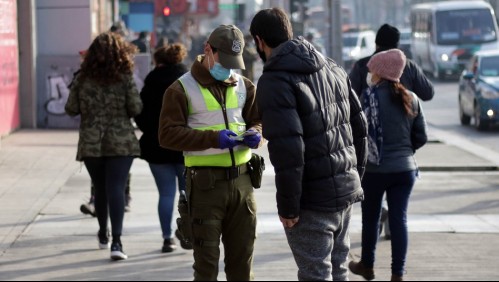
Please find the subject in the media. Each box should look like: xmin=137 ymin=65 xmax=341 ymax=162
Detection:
xmin=97 ymin=232 xmax=110 ymax=250
xmin=110 ymin=242 xmax=128 ymax=260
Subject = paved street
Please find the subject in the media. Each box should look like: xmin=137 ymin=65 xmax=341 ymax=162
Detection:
xmin=4 ymin=0 xmax=499 ymax=279
xmin=0 ymin=76 xmax=498 ymax=282
xmin=425 ymin=81 xmax=499 ymax=153
xmin=0 ymin=123 xmax=498 ymax=281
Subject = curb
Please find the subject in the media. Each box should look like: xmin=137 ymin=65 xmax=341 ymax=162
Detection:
xmin=427 ymin=125 xmax=499 ymax=167
xmin=419 ymin=166 xmax=499 ymax=172
xmin=422 ymin=125 xmax=499 ymax=172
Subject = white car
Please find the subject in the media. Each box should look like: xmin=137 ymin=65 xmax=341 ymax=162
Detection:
xmin=342 ymin=30 xmax=376 ymax=70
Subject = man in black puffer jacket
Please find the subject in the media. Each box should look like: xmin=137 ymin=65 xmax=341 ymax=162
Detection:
xmin=250 ymin=8 xmax=368 ymax=281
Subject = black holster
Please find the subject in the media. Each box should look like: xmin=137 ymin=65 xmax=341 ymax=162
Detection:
xmin=247 ymin=153 xmax=265 ymax=189
xmin=176 ymin=190 xmax=193 ymax=248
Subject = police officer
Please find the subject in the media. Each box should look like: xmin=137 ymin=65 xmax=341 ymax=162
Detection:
xmin=158 ymin=25 xmax=262 ymax=281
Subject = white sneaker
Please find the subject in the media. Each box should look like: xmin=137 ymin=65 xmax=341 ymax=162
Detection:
xmin=110 ymin=242 xmax=127 ymax=260
xmin=97 ymin=232 xmax=110 ymax=249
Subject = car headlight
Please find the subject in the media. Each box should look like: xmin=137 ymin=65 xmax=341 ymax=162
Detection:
xmin=481 ymin=85 xmax=499 ymax=99
xmin=441 ymin=54 xmax=450 ymax=62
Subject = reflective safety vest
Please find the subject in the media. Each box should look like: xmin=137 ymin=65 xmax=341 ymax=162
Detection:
xmin=178 ymin=72 xmax=252 ymax=167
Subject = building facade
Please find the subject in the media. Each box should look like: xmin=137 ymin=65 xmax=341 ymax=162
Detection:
xmin=9 ymin=0 xmax=117 ymax=134
xmin=0 ymin=0 xmax=19 ymax=136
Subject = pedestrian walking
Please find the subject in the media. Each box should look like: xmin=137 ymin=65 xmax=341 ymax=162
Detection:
xmin=348 ymin=49 xmax=428 ymax=281
xmin=132 ymin=31 xmax=151 ymax=54
xmin=65 ymin=31 xmax=142 ymax=261
xmin=349 ymin=23 xmax=434 ymax=102
xmin=158 ymin=25 xmax=263 ymax=281
xmin=250 ymin=8 xmax=368 ymax=281
xmin=349 ymin=23 xmax=434 ymax=240
xmin=73 ymin=51 xmax=133 ymax=217
xmin=135 ymin=43 xmax=189 ymax=253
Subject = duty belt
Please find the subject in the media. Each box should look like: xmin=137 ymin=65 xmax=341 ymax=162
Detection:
xmin=189 ymin=165 xmax=248 ymax=180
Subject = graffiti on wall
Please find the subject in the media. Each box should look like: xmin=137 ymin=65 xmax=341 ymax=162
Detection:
xmin=37 ymin=54 xmax=150 ymax=128
xmin=46 ymin=74 xmax=71 ymax=115
xmin=38 ymin=60 xmax=81 ymax=128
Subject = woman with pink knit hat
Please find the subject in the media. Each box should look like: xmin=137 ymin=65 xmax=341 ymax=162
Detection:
xmin=349 ymin=49 xmax=428 ymax=281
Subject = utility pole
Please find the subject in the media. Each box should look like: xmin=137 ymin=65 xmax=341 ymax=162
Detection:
xmin=328 ymin=0 xmax=343 ymax=65
xmin=234 ymin=0 xmax=238 ymax=25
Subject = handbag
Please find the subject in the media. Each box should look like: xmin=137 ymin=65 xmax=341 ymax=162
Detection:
xmin=247 ymin=153 xmax=265 ymax=188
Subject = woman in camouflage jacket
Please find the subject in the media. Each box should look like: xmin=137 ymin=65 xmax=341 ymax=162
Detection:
xmin=65 ymin=32 xmax=142 ymax=261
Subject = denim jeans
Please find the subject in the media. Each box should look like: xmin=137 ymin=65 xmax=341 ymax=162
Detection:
xmin=284 ymin=206 xmax=352 ymax=281
xmin=83 ymin=157 xmax=134 ymax=241
xmin=149 ymin=163 xmax=186 ymax=239
xmin=360 ymin=171 xmax=417 ymax=277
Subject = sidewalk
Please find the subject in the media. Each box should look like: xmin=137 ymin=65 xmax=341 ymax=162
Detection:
xmin=0 ymin=129 xmax=498 ymax=281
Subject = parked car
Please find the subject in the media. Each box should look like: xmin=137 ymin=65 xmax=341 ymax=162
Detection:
xmin=458 ymin=50 xmax=499 ymax=130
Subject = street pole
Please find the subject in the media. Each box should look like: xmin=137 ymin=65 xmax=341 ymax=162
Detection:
xmin=328 ymin=0 xmax=343 ymax=65
xmin=234 ymin=0 xmax=238 ymax=25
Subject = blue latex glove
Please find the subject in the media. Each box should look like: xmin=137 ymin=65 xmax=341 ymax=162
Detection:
xmin=218 ymin=129 xmax=240 ymax=149
xmin=243 ymin=129 xmax=261 ymax=149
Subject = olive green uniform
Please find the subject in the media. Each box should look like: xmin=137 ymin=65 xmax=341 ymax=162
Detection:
xmin=159 ymin=55 xmax=262 ymax=281
xmin=187 ymin=166 xmax=256 ymax=280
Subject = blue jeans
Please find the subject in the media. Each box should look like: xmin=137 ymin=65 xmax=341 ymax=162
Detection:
xmin=360 ymin=171 xmax=417 ymax=277
xmin=83 ymin=157 xmax=134 ymax=241
xmin=149 ymin=163 xmax=186 ymax=239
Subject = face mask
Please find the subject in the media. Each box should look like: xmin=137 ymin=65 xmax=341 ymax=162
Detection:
xmin=210 ymin=62 xmax=232 ymax=81
xmin=208 ymin=53 xmax=232 ymax=81
xmin=255 ymin=38 xmax=267 ymax=62
xmin=366 ymin=72 xmax=375 ymax=88
xmin=256 ymin=45 xmax=267 ymax=63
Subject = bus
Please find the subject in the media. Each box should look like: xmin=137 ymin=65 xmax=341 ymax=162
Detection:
xmin=411 ymin=1 xmax=499 ymax=79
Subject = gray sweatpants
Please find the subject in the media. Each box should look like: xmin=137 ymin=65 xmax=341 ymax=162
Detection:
xmin=284 ymin=206 xmax=352 ymax=281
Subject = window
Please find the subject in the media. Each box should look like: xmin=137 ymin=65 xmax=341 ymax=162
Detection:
xmin=436 ymin=9 xmax=497 ymax=45
xmin=343 ymin=35 xmax=358 ymax=47
xmin=479 ymin=56 xmax=499 ymax=76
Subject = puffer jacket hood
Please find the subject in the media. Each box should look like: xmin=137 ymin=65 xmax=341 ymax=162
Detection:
xmin=264 ymin=37 xmax=326 ymax=75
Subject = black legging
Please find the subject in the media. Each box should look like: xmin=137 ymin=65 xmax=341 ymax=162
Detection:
xmin=90 ymin=173 xmax=131 ymax=200
xmin=84 ymin=156 xmax=134 ymax=241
